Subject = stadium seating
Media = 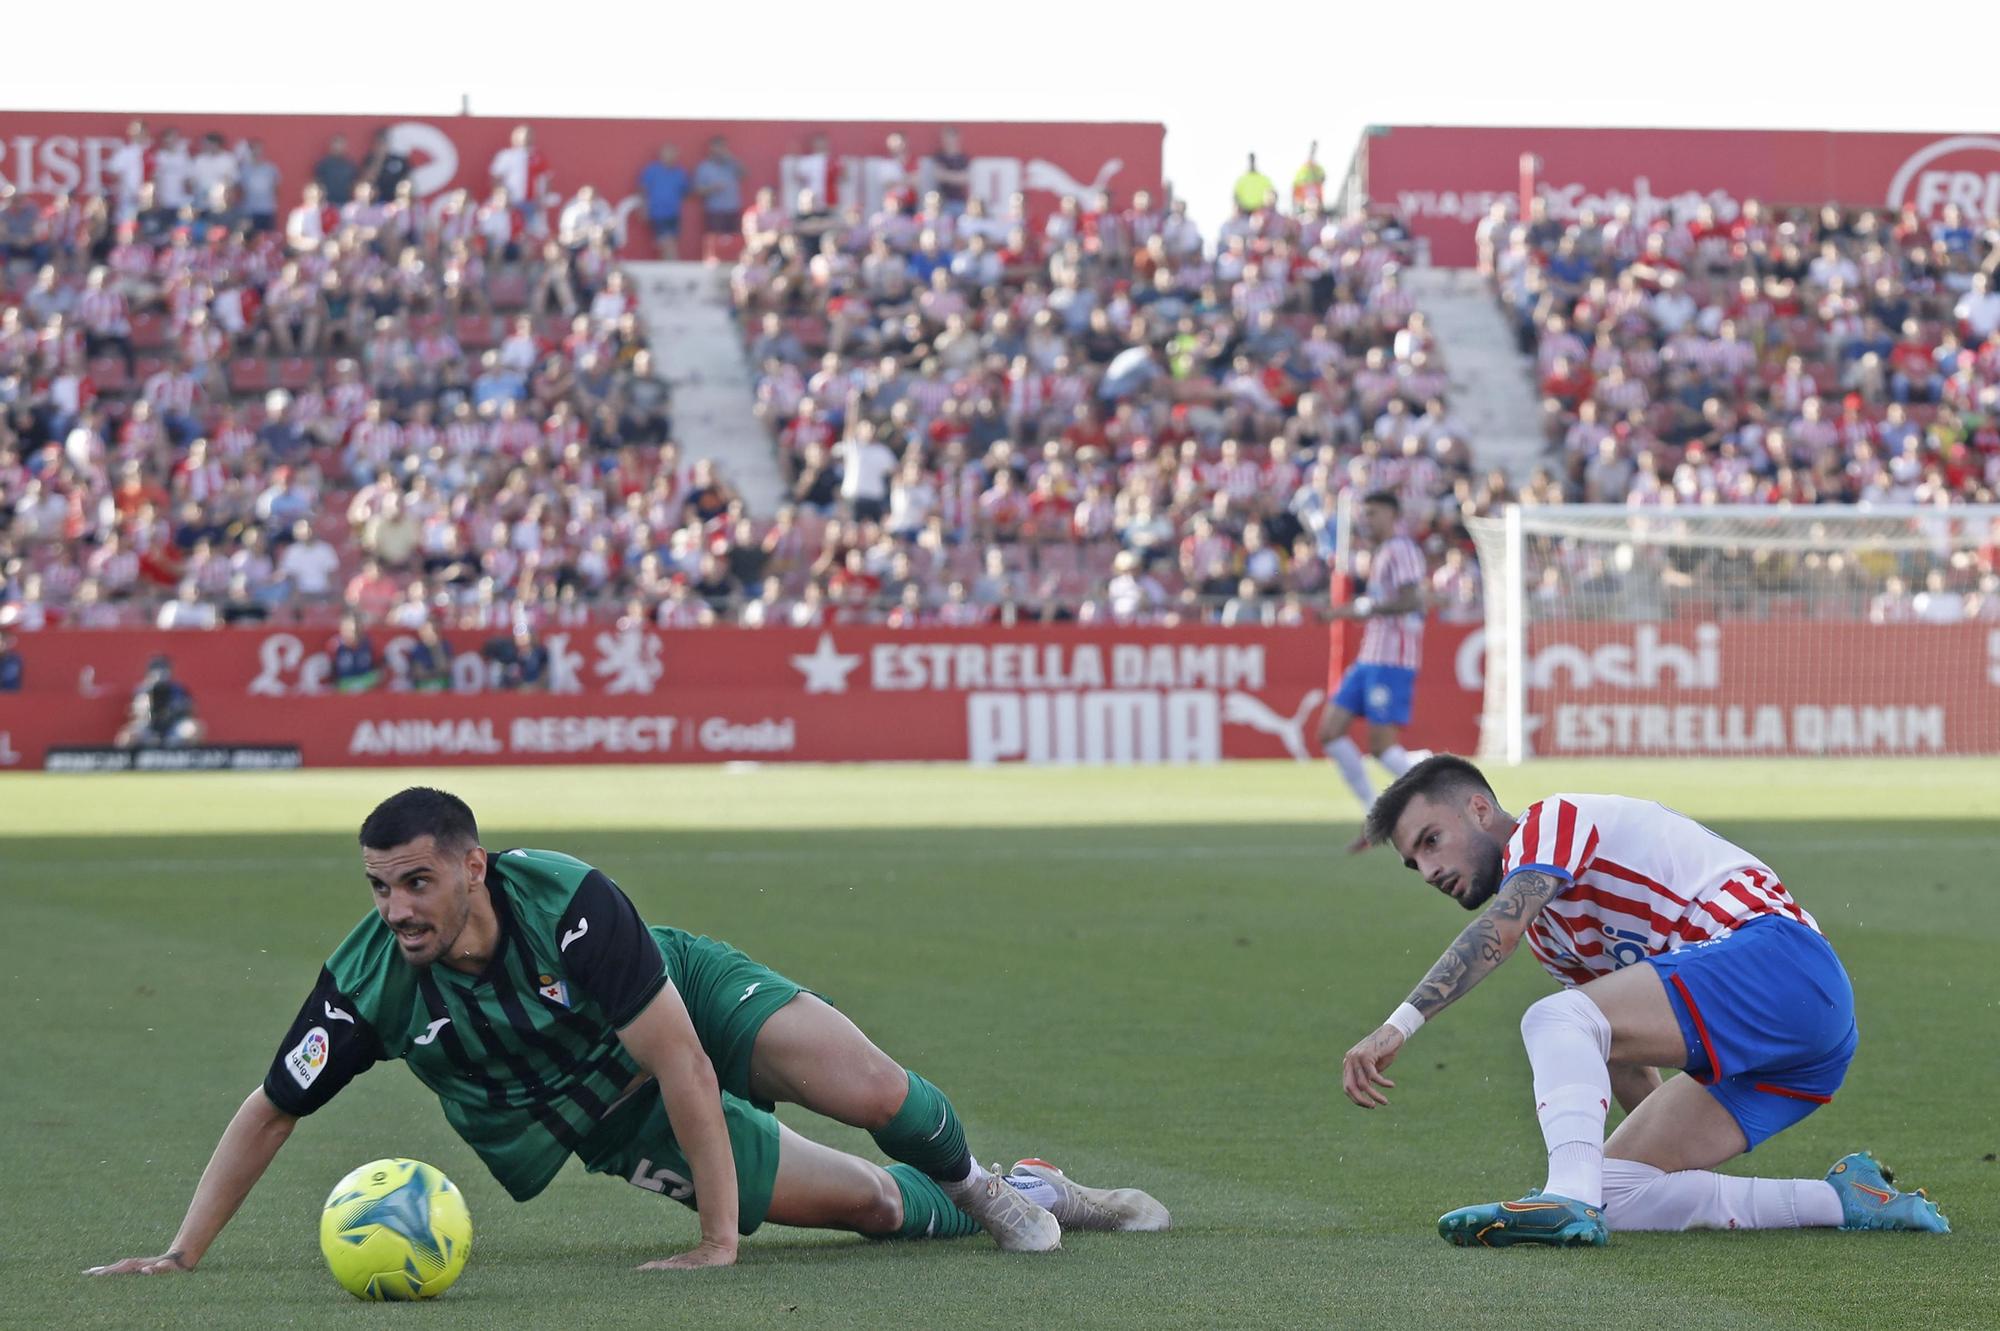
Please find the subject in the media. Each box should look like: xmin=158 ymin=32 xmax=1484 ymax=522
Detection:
xmin=1 ymin=125 xmax=1487 ymax=633
xmin=729 ymin=186 xmax=1481 ymax=623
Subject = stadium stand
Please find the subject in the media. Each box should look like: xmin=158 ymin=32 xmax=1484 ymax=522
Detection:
xmin=1 ymin=123 xmax=1492 ymax=632
xmin=1478 ymin=196 xmax=2000 ymax=621
xmin=0 ymin=128 xmax=680 ymax=632
xmin=1489 ymin=197 xmax=2000 ymax=510
xmin=729 ymin=144 xmax=1489 ymax=625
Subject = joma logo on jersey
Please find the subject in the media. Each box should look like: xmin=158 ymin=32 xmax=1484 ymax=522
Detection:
xmin=285 ymin=1026 xmax=329 ymax=1088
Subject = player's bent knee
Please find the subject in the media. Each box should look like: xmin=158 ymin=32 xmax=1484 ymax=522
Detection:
xmin=855 ymin=1058 xmax=912 ymax=1131
xmin=1520 ymin=988 xmax=1610 ymax=1051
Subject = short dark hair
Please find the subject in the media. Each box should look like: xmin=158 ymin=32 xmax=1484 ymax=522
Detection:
xmin=359 ymin=787 xmax=479 ymax=853
xmin=1361 ymin=490 xmax=1401 ymax=512
xmin=1364 ymin=753 xmax=1495 ymax=847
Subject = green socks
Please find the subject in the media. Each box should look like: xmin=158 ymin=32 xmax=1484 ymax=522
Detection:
xmin=883 ymin=1164 xmax=983 ymax=1240
xmin=871 ymin=1070 xmax=973 ymax=1181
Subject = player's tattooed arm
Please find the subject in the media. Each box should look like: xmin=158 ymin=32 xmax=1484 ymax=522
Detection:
xmin=1403 ymin=870 xmax=1566 ymax=1020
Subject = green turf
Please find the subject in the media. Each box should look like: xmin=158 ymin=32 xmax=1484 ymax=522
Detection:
xmin=2 ymin=761 xmax=1994 ymax=1330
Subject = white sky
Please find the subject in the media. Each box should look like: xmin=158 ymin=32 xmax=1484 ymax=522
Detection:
xmin=8 ymin=2 xmax=1999 ymax=232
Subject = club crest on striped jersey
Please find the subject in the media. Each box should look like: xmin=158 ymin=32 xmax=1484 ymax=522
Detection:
xmin=536 ymin=974 xmax=570 ymax=1008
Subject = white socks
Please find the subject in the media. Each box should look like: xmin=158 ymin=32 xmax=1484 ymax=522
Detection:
xmin=1378 ymin=745 xmax=1417 ymax=776
xmin=1521 ymin=989 xmax=1613 ymax=1207
xmin=1601 ymin=1159 xmax=1846 ymax=1230
xmin=1324 ymin=737 xmax=1376 ymax=807
xmin=941 ymin=1159 xmax=990 ymax=1195
xmin=1002 ymin=1171 xmax=1062 ymax=1210
xmin=1519 ymin=989 xmax=1849 ymax=1230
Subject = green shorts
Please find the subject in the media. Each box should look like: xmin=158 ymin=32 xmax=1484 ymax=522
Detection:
xmin=574 ymin=928 xmax=808 ymax=1234
xmin=650 ymin=926 xmax=810 ymax=1108
xmin=579 ymin=1087 xmax=782 ymax=1235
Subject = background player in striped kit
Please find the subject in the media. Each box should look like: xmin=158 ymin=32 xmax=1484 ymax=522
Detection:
xmin=1317 ymin=490 xmax=1430 ymax=853
xmin=88 ymin=788 xmax=1166 ymax=1279
xmin=1338 ymin=755 xmax=1948 ymax=1246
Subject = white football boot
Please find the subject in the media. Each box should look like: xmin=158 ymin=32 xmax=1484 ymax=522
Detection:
xmin=943 ymin=1164 xmax=1062 ymax=1252
xmin=1011 ymin=1159 xmax=1171 ymax=1232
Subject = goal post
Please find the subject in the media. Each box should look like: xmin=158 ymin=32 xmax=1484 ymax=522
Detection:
xmin=1466 ymin=504 xmax=2000 ymax=763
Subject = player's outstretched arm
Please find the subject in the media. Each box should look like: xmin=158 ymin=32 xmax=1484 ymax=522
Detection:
xmin=87 ymin=1086 xmax=298 ymax=1275
xmin=1341 ymin=869 xmax=1566 ymax=1108
xmin=615 ymin=984 xmax=741 ymax=1270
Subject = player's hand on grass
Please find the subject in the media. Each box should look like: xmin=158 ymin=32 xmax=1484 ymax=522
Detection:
xmin=638 ymin=1238 xmax=738 ymax=1271
xmin=1341 ymin=1024 xmax=1405 ymax=1108
xmin=85 ymin=1251 xmax=193 ymax=1276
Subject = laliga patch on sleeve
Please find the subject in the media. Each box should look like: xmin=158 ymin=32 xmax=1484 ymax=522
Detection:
xmin=286 ymin=1026 xmax=330 ymax=1088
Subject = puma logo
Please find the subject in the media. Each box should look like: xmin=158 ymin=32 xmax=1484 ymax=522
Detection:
xmin=1222 ymin=689 xmax=1325 ymax=762
xmin=560 ymin=918 xmax=589 ymax=952
xmin=323 ymin=1002 xmax=355 ymax=1024
xmin=413 ymin=1017 xmax=451 ymax=1046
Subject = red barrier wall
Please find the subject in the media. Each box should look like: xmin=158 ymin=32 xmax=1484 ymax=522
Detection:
xmin=0 ymin=625 xmax=1337 ymax=768
xmin=0 ymin=111 xmax=1163 ymax=254
xmin=1363 ymin=126 xmax=2000 ymax=266
xmin=5 ymin=620 xmax=1984 ymax=768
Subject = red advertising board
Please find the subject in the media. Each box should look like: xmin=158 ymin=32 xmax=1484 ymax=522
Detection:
xmin=1440 ymin=619 xmax=2000 ymax=757
xmin=0 ymin=111 xmax=1162 ymax=255
xmin=3 ymin=619 xmax=1985 ymax=769
xmin=1362 ymin=125 xmax=2000 ymax=266
xmin=0 ymin=625 xmax=1335 ymax=768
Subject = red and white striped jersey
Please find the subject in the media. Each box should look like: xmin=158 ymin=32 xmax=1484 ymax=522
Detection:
xmin=76 ymin=287 xmax=130 ymax=335
xmin=1355 ymin=534 xmax=1426 ymax=668
xmin=1505 ymin=793 xmax=1818 ymax=988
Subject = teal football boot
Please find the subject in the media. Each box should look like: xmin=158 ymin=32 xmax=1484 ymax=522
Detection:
xmin=1438 ymin=1192 xmax=1608 ymax=1248
xmin=1826 ymin=1153 xmax=1950 ymax=1233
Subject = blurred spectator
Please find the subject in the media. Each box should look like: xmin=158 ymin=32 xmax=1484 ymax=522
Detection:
xmin=693 ymin=137 xmax=746 ymax=238
xmin=238 ymin=139 xmax=281 ymax=230
xmin=489 ymin=125 xmax=548 ymax=209
xmin=406 ymin=620 xmax=452 ymax=692
xmin=364 ymin=128 xmax=411 ymax=198
xmin=0 ymin=628 xmax=20 ymax=691
xmin=313 ymin=134 xmax=359 ymax=206
xmin=330 ymin=614 xmax=382 ymax=692
xmin=1292 ymin=141 xmax=1326 ymax=213
xmin=278 ymin=520 xmax=341 ymax=604
xmin=1232 ymin=153 xmax=1275 ymax=214
xmin=115 ymin=656 xmax=204 ymax=748
xmin=157 ymin=580 xmax=220 ymax=630
xmin=639 ymin=144 xmax=691 ymax=258
xmin=491 ymin=622 xmax=550 ymax=689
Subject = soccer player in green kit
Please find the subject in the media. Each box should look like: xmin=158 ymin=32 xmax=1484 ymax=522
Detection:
xmin=88 ymin=788 xmax=1166 ymax=1276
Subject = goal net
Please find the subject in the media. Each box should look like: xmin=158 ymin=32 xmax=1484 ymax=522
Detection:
xmin=1466 ymin=504 xmax=2000 ymax=762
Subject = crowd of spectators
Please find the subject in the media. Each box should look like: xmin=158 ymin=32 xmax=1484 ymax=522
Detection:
xmin=2 ymin=122 xmax=1490 ymax=638
xmin=730 ymin=138 xmax=1491 ymax=626
xmin=1485 ymin=193 xmax=2000 ymax=621
xmin=0 ymin=119 xmax=697 ymax=644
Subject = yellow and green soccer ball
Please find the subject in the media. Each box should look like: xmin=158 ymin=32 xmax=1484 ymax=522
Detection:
xmin=319 ymin=1158 xmax=472 ymax=1300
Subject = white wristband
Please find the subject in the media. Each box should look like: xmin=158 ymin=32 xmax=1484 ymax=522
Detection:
xmin=1384 ymin=1002 xmax=1425 ymax=1039
xmin=1352 ymin=595 xmax=1375 ymax=617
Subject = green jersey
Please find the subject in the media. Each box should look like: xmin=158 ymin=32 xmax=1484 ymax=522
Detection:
xmin=263 ymin=850 xmax=671 ymax=1201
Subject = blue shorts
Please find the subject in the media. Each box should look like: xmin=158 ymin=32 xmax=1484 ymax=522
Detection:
xmin=1646 ymin=915 xmax=1857 ymax=1151
xmin=1330 ymin=663 xmax=1416 ymax=726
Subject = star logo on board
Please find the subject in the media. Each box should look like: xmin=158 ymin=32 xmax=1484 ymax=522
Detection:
xmin=790 ymin=632 xmax=862 ymax=694
xmin=331 ymin=1174 xmax=444 ymax=1264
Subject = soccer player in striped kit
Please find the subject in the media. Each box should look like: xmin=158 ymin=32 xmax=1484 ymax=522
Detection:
xmin=1317 ymin=490 xmax=1430 ymax=853
xmin=1339 ymin=756 xmax=1949 ymax=1246
xmin=89 ymin=789 xmax=1166 ymax=1279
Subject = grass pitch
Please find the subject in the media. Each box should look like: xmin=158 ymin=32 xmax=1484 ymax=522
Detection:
xmin=2 ymin=760 xmax=1994 ymax=1330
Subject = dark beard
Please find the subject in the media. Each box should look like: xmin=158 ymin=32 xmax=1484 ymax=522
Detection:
xmin=1457 ymin=835 xmax=1506 ymax=911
